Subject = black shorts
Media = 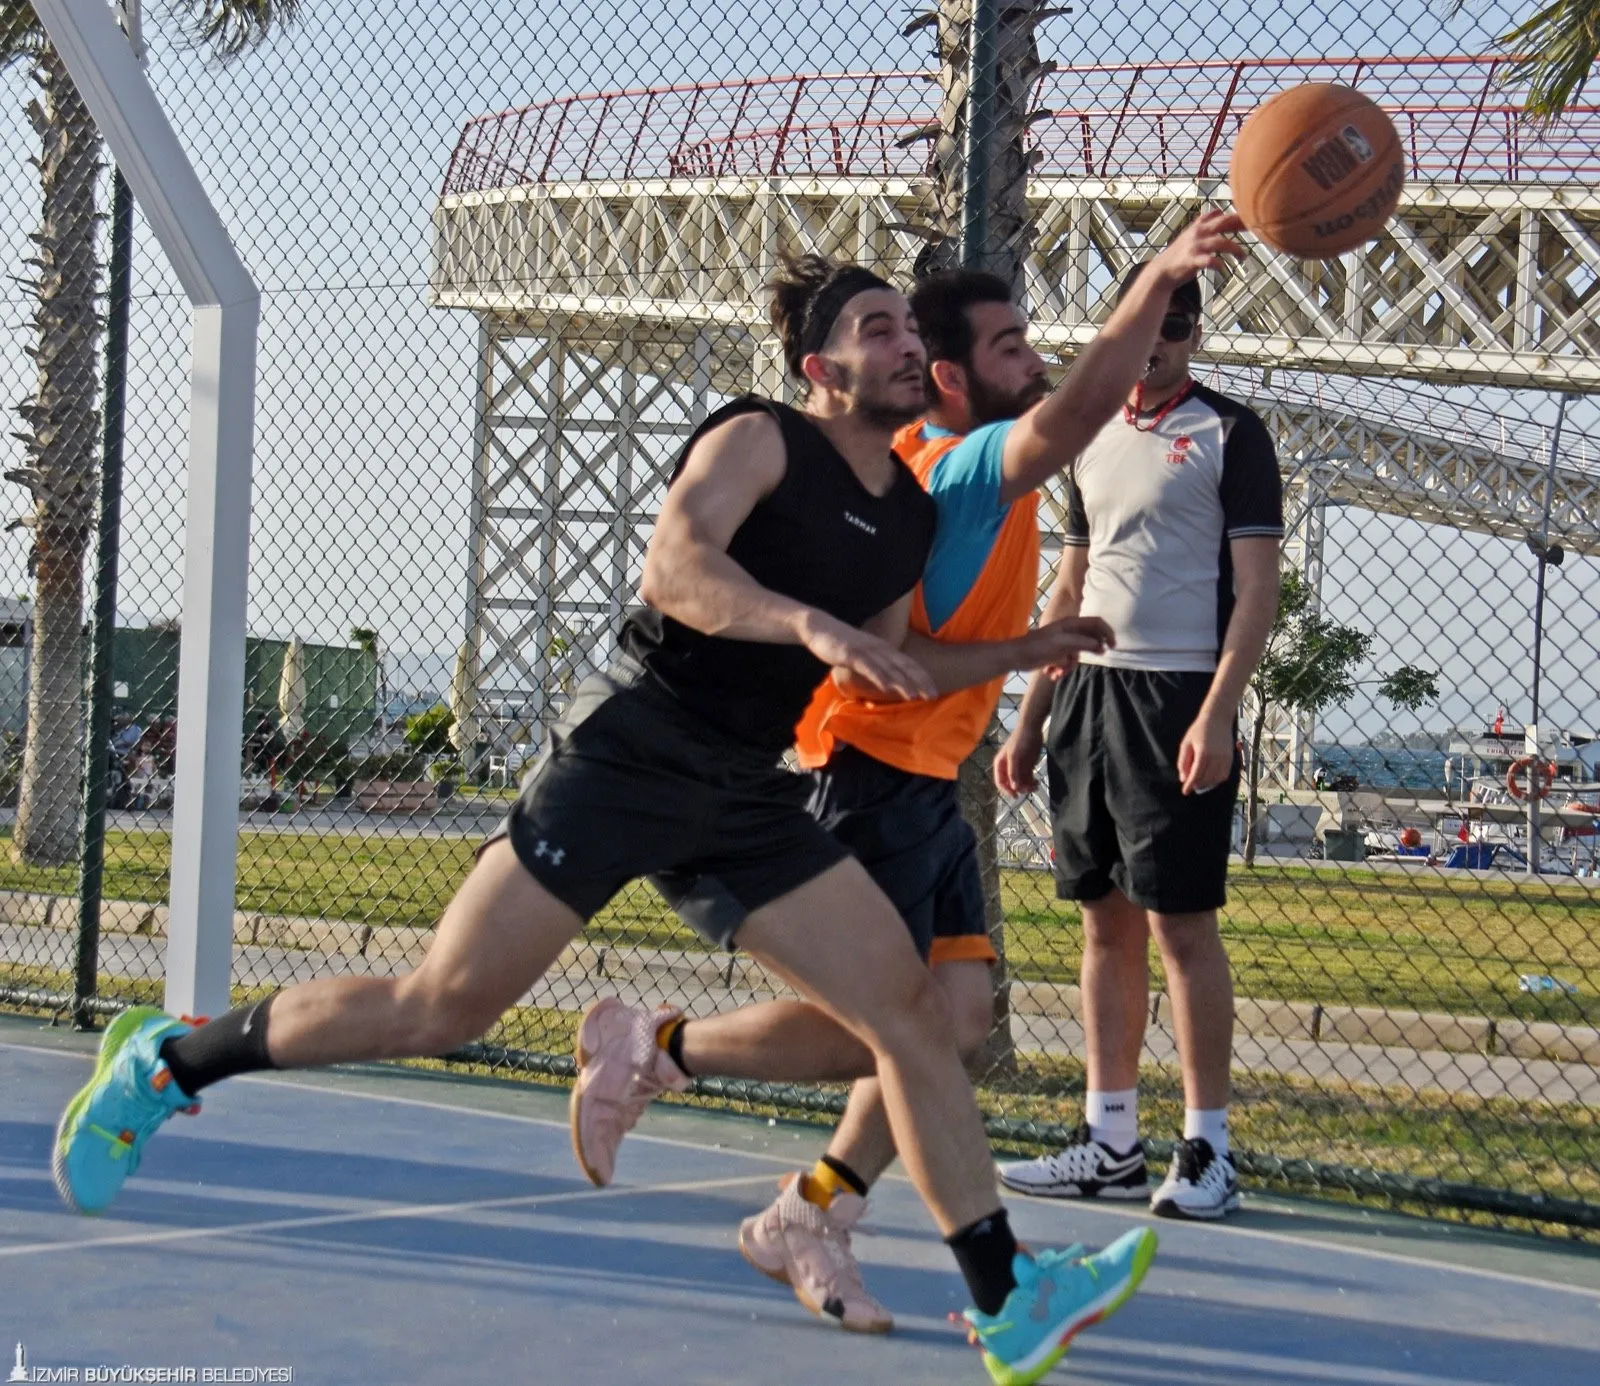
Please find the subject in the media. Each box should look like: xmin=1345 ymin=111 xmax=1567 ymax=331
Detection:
xmin=1046 ymin=664 xmax=1238 ymax=915
xmin=486 ymin=665 xmax=848 ymax=948
xmin=808 ymin=745 xmax=996 ymax=967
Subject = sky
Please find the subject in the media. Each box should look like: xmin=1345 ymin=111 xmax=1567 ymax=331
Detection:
xmin=0 ymin=0 xmax=1594 ymax=742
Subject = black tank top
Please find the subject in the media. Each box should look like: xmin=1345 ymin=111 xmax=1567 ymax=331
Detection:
xmin=620 ymin=396 xmax=937 ymax=753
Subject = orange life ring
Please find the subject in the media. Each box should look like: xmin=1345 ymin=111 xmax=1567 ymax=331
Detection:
xmin=1506 ymin=756 xmax=1557 ymax=801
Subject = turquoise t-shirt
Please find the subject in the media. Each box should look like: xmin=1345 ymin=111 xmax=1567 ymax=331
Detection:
xmin=918 ymin=419 xmax=1016 ymax=630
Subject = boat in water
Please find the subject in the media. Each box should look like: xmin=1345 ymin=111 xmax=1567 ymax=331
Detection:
xmin=1432 ymin=725 xmax=1600 ymax=874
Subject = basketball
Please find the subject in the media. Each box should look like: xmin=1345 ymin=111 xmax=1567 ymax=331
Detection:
xmin=1228 ymin=83 xmax=1405 ymax=259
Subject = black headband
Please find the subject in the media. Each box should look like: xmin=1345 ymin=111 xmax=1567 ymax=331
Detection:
xmin=798 ymin=267 xmax=894 ymax=362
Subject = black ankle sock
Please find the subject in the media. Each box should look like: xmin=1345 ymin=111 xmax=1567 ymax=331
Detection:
xmin=819 ymin=1154 xmax=869 ymax=1198
xmin=665 ymin=1019 xmax=692 ymax=1077
xmin=159 ymin=994 xmax=279 ymax=1096
xmin=946 ymin=1208 xmax=1020 ymax=1315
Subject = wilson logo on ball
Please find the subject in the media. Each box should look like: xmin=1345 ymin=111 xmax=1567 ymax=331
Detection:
xmin=1312 ymin=163 xmax=1405 ymax=239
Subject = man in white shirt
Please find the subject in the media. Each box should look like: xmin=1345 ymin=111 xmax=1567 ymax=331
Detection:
xmin=994 ymin=261 xmax=1282 ymax=1220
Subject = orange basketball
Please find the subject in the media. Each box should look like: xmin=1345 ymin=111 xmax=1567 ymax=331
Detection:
xmin=1228 ymin=83 xmax=1404 ymax=259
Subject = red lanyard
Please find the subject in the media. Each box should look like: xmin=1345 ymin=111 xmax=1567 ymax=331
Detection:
xmin=1122 ymin=378 xmax=1193 ymax=433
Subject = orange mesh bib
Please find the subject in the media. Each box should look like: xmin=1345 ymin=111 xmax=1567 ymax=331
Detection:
xmin=794 ymin=420 xmax=1040 ymax=780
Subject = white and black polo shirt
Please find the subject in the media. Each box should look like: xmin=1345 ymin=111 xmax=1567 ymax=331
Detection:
xmin=1064 ymin=380 xmax=1283 ymax=673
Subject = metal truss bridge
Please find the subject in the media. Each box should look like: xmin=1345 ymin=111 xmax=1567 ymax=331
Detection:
xmin=431 ymin=54 xmax=1600 ymax=781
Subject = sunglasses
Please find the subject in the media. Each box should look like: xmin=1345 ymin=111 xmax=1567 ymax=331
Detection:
xmin=1159 ymin=313 xmax=1197 ymax=342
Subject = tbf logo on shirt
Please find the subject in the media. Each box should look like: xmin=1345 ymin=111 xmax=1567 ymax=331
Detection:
xmin=1165 ymin=435 xmax=1194 ymax=466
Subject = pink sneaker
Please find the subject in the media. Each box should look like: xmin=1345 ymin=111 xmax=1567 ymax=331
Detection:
xmin=569 ymin=997 xmax=690 ymax=1186
xmin=739 ymin=1174 xmax=893 ymax=1334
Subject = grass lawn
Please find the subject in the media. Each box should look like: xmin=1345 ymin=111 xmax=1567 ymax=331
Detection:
xmin=2 ymin=827 xmax=1596 ymax=1025
xmin=463 ymin=1007 xmax=1600 ymax=1228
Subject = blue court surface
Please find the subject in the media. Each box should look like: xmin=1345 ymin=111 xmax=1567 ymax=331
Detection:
xmin=4 ymin=1013 xmax=1599 ymax=1386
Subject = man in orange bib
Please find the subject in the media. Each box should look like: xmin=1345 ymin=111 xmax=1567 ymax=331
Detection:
xmin=569 ymin=214 xmax=1246 ymax=1337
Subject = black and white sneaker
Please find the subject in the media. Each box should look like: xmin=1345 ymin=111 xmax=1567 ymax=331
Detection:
xmin=996 ymin=1124 xmax=1150 ymax=1200
xmin=1150 ymin=1137 xmax=1241 ymax=1220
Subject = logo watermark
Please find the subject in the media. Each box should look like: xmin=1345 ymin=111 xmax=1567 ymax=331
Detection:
xmin=10 ymin=1346 xmax=293 ymax=1384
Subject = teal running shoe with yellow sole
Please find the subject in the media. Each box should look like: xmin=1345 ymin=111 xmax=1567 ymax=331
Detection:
xmin=963 ymin=1225 xmax=1158 ymax=1386
xmin=53 ymin=1006 xmax=200 ymax=1214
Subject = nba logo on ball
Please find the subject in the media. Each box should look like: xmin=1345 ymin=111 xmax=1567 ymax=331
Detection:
xmin=1298 ymin=127 xmax=1374 ymax=192
xmin=1341 ymin=125 xmax=1374 ymax=161
xmin=1229 ymin=83 xmax=1405 ymax=259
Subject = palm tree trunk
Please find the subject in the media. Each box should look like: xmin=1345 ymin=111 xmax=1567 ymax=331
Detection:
xmin=919 ymin=0 xmax=1056 ymax=279
xmin=959 ymin=722 xmax=1016 ymax=1078
xmin=922 ymin=0 xmax=1057 ymax=1076
xmin=11 ymin=48 xmax=102 ymax=866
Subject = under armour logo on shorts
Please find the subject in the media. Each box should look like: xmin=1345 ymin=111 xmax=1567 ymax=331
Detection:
xmin=534 ymin=839 xmax=566 ymax=866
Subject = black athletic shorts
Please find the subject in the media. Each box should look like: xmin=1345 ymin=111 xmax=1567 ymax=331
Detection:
xmin=1046 ymin=664 xmax=1239 ymax=914
xmin=485 ymin=663 xmax=848 ymax=948
xmin=807 ymin=745 xmax=996 ymax=967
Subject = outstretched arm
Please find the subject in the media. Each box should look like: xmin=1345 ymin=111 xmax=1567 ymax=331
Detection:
xmin=830 ymin=613 xmax=1113 ymax=701
xmin=996 ymin=210 xmax=1247 ymax=506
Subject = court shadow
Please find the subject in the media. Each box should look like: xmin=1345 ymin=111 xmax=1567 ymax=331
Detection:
xmin=1141 ymin=1245 xmax=1371 ymax=1292
xmin=1077 ymin=1294 xmax=1600 ymax=1386
xmin=0 ymin=1117 xmax=600 ymax=1210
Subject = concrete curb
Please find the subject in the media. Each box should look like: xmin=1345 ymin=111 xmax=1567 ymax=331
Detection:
xmin=4 ymin=890 xmax=1596 ymax=1067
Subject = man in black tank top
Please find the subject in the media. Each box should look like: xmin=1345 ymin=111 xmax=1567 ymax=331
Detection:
xmin=617 ymin=388 xmax=937 ymax=749
xmin=50 ymin=251 xmax=1144 ymax=1382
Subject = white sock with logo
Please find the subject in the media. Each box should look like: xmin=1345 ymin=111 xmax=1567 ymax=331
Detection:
xmin=1184 ymin=1107 xmax=1230 ymax=1157
xmin=1085 ymin=1088 xmax=1139 ymax=1153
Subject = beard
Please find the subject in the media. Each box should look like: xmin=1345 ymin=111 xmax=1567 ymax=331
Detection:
xmin=858 ymin=396 xmax=926 ymax=430
xmin=835 ymin=361 xmax=929 ymax=430
xmin=967 ymin=371 xmax=1052 ymax=427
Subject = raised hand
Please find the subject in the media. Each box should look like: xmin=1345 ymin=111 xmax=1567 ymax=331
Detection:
xmin=1151 ymin=208 xmax=1248 ymax=280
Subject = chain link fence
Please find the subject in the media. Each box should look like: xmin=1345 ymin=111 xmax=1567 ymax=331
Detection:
xmin=1 ymin=0 xmax=1596 ymax=1234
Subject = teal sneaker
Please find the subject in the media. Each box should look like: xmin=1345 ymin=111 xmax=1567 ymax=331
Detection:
xmin=962 ymin=1226 xmax=1158 ymax=1386
xmin=52 ymin=1006 xmax=201 ymax=1214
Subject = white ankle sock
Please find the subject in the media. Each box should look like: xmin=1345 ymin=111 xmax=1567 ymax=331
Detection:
xmin=1184 ymin=1107 xmax=1230 ymax=1156
xmin=1085 ymin=1088 xmax=1139 ymax=1152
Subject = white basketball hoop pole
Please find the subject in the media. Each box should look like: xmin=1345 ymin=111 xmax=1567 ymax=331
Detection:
xmin=32 ymin=0 xmax=258 ymax=1019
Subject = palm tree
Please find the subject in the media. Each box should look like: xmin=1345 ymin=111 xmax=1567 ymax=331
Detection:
xmin=901 ymin=0 xmax=1063 ymax=1073
xmin=1492 ymin=1 xmax=1600 ymax=117
xmin=902 ymin=0 xmax=1063 ymax=279
xmin=1 ymin=0 xmax=301 ymax=865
